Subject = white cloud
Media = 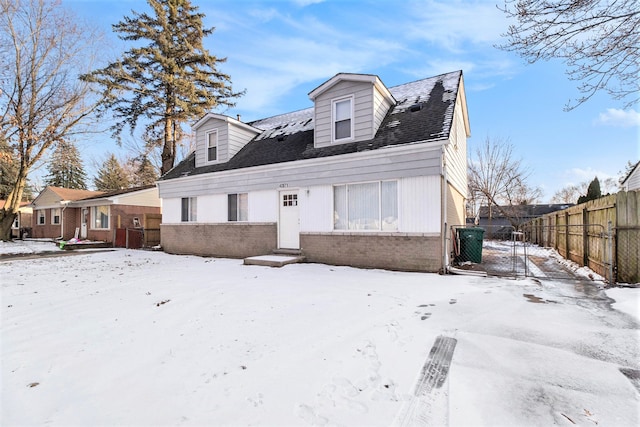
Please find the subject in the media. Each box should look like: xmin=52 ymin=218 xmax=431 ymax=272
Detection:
xmin=595 ymin=109 xmax=640 ymax=127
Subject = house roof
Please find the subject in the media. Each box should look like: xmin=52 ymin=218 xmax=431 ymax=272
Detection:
xmin=477 ymin=204 xmax=573 ymax=219
xmin=161 ymin=70 xmax=464 ymax=181
xmin=0 ymin=200 xmax=31 ymax=209
xmin=31 ymin=186 xmax=105 ymax=207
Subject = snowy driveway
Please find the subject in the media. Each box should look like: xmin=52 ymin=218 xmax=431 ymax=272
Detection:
xmin=1 ymin=248 xmax=639 ymax=426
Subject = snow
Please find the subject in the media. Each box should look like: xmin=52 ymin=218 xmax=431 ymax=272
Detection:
xmin=1 ymin=246 xmax=639 ymax=426
xmin=606 ymin=287 xmax=640 ymax=323
xmin=0 ymin=239 xmax=60 ymax=255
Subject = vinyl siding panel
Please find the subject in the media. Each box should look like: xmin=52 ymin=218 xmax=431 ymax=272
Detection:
xmin=625 ymin=168 xmax=640 ymax=191
xmin=112 ymin=188 xmax=161 ymax=207
xmin=400 ymin=175 xmax=442 ymax=233
xmin=299 ymin=185 xmax=333 ymax=232
xmin=249 ymin=190 xmax=278 ymax=222
xmin=198 ymin=194 xmax=227 ymax=223
xmin=373 ymin=88 xmax=393 ymax=134
xmin=228 ymin=123 xmax=260 ymax=159
xmin=158 ymin=146 xmax=443 ymax=199
xmin=163 ymin=198 xmax=182 ymax=223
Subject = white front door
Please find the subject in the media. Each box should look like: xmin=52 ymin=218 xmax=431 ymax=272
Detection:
xmin=279 ymin=190 xmax=299 ymax=249
xmin=81 ymin=208 xmax=88 ymax=239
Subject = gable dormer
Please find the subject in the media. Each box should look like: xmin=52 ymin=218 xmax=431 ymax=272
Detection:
xmin=308 ymin=73 xmax=396 ymax=148
xmin=193 ymin=113 xmax=261 ymax=167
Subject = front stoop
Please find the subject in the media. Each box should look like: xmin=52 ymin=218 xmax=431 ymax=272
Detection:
xmin=243 ymin=254 xmax=306 ymax=268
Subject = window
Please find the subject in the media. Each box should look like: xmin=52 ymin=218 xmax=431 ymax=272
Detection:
xmin=181 ymin=197 xmax=197 ymax=222
xmin=228 ymin=193 xmax=248 ymax=222
xmin=207 ymin=130 xmax=218 ymax=162
xmin=12 ymin=216 xmax=19 ymax=229
xmin=333 ymin=181 xmax=398 ymax=231
xmin=92 ymin=206 xmax=110 ymax=229
xmin=333 ymin=97 xmax=353 ymax=141
xmin=51 ymin=208 xmax=61 ymax=225
xmin=37 ymin=210 xmax=45 ymax=225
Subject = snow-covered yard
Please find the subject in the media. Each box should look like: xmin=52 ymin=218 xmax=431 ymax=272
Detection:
xmin=1 ymin=244 xmax=639 ymax=426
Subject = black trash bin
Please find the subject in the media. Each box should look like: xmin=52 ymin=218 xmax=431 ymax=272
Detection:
xmin=456 ymin=227 xmax=485 ymax=263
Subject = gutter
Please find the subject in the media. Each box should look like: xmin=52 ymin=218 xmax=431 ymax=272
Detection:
xmin=441 ymin=145 xmax=448 ymax=272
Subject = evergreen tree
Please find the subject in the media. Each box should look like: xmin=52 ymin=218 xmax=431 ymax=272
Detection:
xmin=577 ymin=177 xmax=602 ymax=204
xmin=94 ymin=154 xmax=130 ymax=191
xmin=81 ymin=0 xmax=243 ymax=175
xmin=132 ymin=155 xmax=159 ymax=187
xmin=44 ymin=140 xmax=87 ymax=189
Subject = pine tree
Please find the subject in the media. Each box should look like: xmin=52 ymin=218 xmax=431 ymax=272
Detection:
xmin=44 ymin=140 xmax=87 ymax=189
xmin=81 ymin=0 xmax=243 ymax=175
xmin=577 ymin=177 xmax=602 ymax=204
xmin=94 ymin=154 xmax=131 ymax=191
xmin=133 ymin=156 xmax=159 ymax=187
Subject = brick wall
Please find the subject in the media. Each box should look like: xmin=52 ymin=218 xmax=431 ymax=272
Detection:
xmin=161 ymin=223 xmax=277 ymax=258
xmin=301 ymin=232 xmax=443 ymax=272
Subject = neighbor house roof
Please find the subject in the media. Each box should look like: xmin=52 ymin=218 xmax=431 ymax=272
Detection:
xmin=48 ymin=186 xmax=104 ymax=201
xmin=161 ymin=70 xmax=464 ymax=180
xmin=73 ymin=185 xmax=156 ymax=201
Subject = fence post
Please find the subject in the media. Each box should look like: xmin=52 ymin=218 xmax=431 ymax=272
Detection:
xmin=582 ymin=208 xmax=589 ymax=267
xmin=608 ymin=221 xmax=614 ymax=284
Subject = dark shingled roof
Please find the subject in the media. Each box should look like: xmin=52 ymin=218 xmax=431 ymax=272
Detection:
xmin=161 ymin=71 xmax=462 ymax=181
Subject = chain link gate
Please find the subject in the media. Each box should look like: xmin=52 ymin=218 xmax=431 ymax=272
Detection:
xmin=449 ymin=224 xmax=615 ymax=284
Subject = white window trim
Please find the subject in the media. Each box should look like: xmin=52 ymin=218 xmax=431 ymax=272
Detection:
xmin=37 ymin=210 xmax=46 ymax=225
xmin=51 ymin=208 xmax=61 ymax=225
xmin=331 ymin=95 xmax=355 ymax=143
xmin=332 ymin=179 xmax=399 ymax=232
xmin=92 ymin=206 xmax=110 ymax=230
xmin=206 ymin=129 xmax=219 ymax=164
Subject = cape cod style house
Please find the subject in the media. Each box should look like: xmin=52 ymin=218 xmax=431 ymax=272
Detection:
xmin=157 ymin=71 xmax=470 ymax=272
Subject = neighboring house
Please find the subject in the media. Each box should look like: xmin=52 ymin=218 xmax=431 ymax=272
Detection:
xmin=157 ymin=71 xmax=470 ymax=272
xmin=0 ymin=200 xmax=33 ymax=239
xmin=31 ymin=185 xmax=162 ymax=243
xmin=621 ymin=161 xmax=640 ymax=191
xmin=471 ymin=204 xmax=573 ymax=239
xmin=67 ymin=185 xmax=161 ymax=244
xmin=30 ymin=187 xmax=104 ymax=240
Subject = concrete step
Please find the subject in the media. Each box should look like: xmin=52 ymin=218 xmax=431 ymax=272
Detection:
xmin=243 ymin=254 xmax=306 ymax=268
xmin=272 ymin=248 xmax=303 ymax=256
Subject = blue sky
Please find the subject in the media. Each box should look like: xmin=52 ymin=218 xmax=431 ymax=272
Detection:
xmin=65 ymin=0 xmax=639 ymax=201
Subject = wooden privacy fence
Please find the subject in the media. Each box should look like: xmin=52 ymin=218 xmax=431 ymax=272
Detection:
xmin=523 ymin=191 xmax=639 ymax=284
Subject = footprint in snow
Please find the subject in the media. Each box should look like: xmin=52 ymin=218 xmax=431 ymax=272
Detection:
xmin=295 ymin=404 xmax=328 ymax=426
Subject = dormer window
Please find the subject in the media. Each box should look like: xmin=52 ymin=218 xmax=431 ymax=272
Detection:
xmin=332 ymin=96 xmax=353 ymax=142
xmin=207 ymin=130 xmax=218 ymax=162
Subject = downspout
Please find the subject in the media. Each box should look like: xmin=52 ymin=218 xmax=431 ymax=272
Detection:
xmin=442 ymin=145 xmax=448 ymax=272
xmin=60 ymin=201 xmax=69 ymax=240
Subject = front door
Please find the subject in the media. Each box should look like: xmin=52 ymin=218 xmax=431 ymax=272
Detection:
xmin=81 ymin=208 xmax=88 ymax=239
xmin=279 ymin=190 xmax=299 ymax=249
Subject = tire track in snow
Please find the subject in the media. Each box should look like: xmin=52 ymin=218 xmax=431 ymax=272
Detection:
xmin=393 ymin=335 xmax=457 ymax=426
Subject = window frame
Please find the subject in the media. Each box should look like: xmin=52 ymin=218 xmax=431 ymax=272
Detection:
xmin=181 ymin=197 xmax=197 ymax=222
xmin=92 ymin=206 xmax=110 ymax=230
xmin=51 ymin=208 xmax=61 ymax=225
xmin=333 ymin=180 xmax=399 ymax=232
xmin=228 ymin=193 xmax=248 ymax=222
xmin=37 ymin=210 xmax=45 ymax=225
xmin=206 ymin=130 xmax=218 ymax=163
xmin=331 ymin=95 xmax=354 ymax=143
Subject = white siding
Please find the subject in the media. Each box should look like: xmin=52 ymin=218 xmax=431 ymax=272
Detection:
xmin=158 ymin=144 xmax=444 ymax=199
xmin=314 ymin=80 xmax=375 ymax=147
xmin=373 ymin=86 xmax=394 ymax=135
xmin=249 ymin=190 xmax=278 ymax=222
xmin=198 ymin=194 xmax=227 ymax=223
xmin=300 ymin=185 xmax=333 ymax=232
xmin=162 ymin=198 xmax=182 ymax=223
xmin=400 ymin=176 xmax=442 ymax=233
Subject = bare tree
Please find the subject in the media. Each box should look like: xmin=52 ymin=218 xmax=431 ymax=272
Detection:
xmin=0 ymin=0 xmax=98 ymax=240
xmin=551 ymin=185 xmax=581 ymax=204
xmin=468 ymin=136 xmax=542 ymax=227
xmin=498 ymin=0 xmax=639 ymax=110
